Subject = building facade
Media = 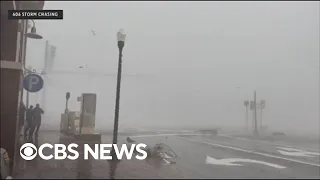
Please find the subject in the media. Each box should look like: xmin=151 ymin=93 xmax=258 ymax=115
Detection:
xmin=0 ymin=1 xmax=45 ymax=175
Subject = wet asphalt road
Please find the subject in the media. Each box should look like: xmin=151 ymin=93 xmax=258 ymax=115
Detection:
xmin=131 ymin=134 xmax=320 ymax=179
xmin=15 ymin=131 xmax=320 ymax=179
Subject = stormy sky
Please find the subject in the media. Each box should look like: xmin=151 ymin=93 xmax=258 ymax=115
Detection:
xmin=25 ymin=1 xmax=319 ymax=135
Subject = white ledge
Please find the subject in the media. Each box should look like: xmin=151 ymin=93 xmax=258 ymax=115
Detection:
xmin=0 ymin=60 xmax=23 ymax=70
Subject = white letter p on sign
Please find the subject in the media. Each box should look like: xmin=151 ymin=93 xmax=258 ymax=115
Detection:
xmin=28 ymin=76 xmax=39 ymax=90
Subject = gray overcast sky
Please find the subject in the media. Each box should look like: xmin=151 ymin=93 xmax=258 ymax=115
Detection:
xmin=26 ymin=1 xmax=319 ymax=135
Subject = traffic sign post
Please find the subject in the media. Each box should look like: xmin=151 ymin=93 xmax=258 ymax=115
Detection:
xmin=246 ymin=97 xmax=266 ymax=133
xmin=23 ymin=74 xmax=44 ymax=93
xmin=23 ymin=67 xmax=46 ymax=109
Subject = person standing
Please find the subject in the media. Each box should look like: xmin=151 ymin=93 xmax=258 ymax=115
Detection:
xmin=19 ymin=102 xmax=26 ymax=136
xmin=24 ymin=105 xmax=34 ymax=139
xmin=32 ymin=104 xmax=44 ymax=138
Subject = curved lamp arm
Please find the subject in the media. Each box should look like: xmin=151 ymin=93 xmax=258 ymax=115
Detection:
xmin=30 ymin=19 xmax=35 ymax=27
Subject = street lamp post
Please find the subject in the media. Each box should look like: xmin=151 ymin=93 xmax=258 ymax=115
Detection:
xmin=23 ymin=19 xmax=43 ymax=109
xmin=111 ymin=29 xmax=126 ymax=160
xmin=25 ymin=20 xmax=43 ymax=39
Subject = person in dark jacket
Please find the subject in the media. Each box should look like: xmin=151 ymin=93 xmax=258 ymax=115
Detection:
xmin=24 ymin=105 xmax=34 ymax=139
xmin=31 ymin=104 xmax=44 ymax=138
xmin=19 ymin=102 xmax=26 ymax=136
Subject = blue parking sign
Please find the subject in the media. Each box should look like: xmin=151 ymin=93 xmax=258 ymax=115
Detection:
xmin=23 ymin=74 xmax=44 ymax=93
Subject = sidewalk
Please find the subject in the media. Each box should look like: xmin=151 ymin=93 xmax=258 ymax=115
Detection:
xmin=14 ymin=131 xmax=184 ymax=179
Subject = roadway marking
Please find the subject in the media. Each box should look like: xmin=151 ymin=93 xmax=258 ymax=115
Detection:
xmin=130 ymin=133 xmax=203 ymax=138
xmin=218 ymin=134 xmax=320 ymax=152
xmin=206 ymin=156 xmax=286 ymax=169
xmin=130 ymin=133 xmax=320 ymax=159
xmin=178 ymin=137 xmax=320 ymax=168
xmin=276 ymin=147 xmax=320 ymax=157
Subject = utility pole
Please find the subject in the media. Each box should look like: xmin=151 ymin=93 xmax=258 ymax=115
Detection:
xmin=260 ymin=100 xmax=266 ymax=129
xmin=254 ymin=91 xmax=258 ymax=136
xmin=244 ymin=101 xmax=249 ymax=132
xmin=260 ymin=108 xmax=263 ymax=129
xmin=246 ymin=104 xmax=248 ymax=132
xmin=250 ymin=101 xmax=254 ymax=132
